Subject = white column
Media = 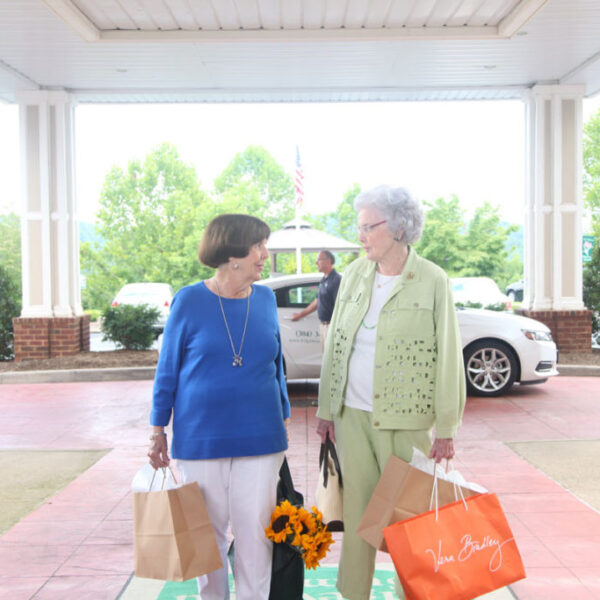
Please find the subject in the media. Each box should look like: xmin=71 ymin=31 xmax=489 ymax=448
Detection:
xmin=523 ymin=84 xmax=585 ymax=311
xmin=16 ymin=90 xmax=82 ymax=318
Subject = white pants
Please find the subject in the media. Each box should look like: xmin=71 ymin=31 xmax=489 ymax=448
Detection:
xmin=178 ymin=452 xmax=284 ymax=600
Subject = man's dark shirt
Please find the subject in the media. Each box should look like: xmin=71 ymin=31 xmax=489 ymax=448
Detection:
xmin=317 ymin=269 xmax=342 ymax=323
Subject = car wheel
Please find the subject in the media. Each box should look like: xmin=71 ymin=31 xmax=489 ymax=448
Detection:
xmin=464 ymin=340 xmax=518 ymax=397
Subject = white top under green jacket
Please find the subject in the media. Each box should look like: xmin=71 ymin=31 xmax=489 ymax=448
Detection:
xmin=317 ymin=248 xmax=466 ymax=439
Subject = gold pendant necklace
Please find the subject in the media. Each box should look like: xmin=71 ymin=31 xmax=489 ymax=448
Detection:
xmin=214 ymin=280 xmax=251 ymax=367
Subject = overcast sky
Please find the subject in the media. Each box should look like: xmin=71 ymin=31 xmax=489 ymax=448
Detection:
xmin=1 ymin=96 xmax=600 ymax=225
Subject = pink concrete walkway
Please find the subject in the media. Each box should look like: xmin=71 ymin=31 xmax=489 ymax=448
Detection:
xmin=0 ymin=376 xmax=599 ymax=599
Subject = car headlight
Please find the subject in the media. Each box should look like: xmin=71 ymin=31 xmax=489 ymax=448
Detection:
xmin=522 ymin=329 xmax=553 ymax=342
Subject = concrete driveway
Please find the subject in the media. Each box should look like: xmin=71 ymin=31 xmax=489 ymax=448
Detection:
xmin=0 ymin=376 xmax=598 ymax=599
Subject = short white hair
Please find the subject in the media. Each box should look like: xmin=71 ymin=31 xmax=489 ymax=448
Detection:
xmin=354 ymin=185 xmax=424 ymax=245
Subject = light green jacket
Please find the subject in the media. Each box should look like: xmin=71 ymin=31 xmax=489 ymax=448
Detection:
xmin=317 ymin=249 xmax=465 ymax=438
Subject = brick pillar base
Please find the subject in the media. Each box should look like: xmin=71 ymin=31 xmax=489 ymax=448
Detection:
xmin=80 ymin=314 xmax=91 ymax=352
xmin=12 ymin=316 xmax=91 ymax=362
xmin=519 ymin=309 xmax=593 ymax=353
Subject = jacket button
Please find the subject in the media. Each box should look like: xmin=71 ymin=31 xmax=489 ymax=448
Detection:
xmin=374 ymin=394 xmax=380 ymax=399
xmin=374 ymin=421 xmax=380 ymax=426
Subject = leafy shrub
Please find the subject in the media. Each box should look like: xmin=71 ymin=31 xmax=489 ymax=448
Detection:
xmin=101 ymin=304 xmax=160 ymax=350
xmin=0 ymin=264 xmax=21 ymax=361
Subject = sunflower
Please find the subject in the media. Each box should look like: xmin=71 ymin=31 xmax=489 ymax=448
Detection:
xmin=265 ymin=500 xmax=298 ymax=543
xmin=291 ymin=507 xmax=318 ymax=546
xmin=266 ymin=500 xmax=334 ymax=569
xmin=301 ymin=528 xmax=335 ymax=569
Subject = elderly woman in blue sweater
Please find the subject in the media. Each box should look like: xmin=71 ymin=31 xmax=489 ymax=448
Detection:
xmin=148 ymin=214 xmax=290 ymax=600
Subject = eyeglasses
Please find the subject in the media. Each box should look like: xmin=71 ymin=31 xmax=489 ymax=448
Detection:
xmin=357 ymin=220 xmax=387 ymax=235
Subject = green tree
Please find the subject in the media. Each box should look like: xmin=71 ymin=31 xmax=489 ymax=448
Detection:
xmin=309 ymin=184 xmax=360 ymax=245
xmin=0 ymin=264 xmax=20 ymax=360
xmin=305 ymin=184 xmax=361 ymax=272
xmin=461 ymin=203 xmax=518 ymax=287
xmin=214 ymin=146 xmax=295 ymax=228
xmin=82 ymin=143 xmax=214 ymax=309
xmin=415 ymin=196 xmax=521 ymax=287
xmin=583 ymin=109 xmax=600 ymax=335
xmin=0 ymin=213 xmax=22 ymax=296
xmin=416 ymin=196 xmax=465 ymax=274
xmin=584 ymin=109 xmax=600 ymax=234
xmin=0 ymin=214 xmax=21 ymax=359
xmin=272 ymin=252 xmax=320 ymax=275
xmin=583 ymin=238 xmax=600 ymax=335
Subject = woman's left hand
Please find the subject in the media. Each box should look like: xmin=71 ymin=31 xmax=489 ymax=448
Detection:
xmin=284 ymin=418 xmax=290 ymax=442
xmin=429 ymin=437 xmax=455 ymax=463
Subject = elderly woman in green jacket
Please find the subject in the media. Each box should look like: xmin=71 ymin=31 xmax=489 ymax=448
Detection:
xmin=317 ymin=184 xmax=466 ymax=600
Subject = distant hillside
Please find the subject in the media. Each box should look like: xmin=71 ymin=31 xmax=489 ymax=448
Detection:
xmin=79 ymin=221 xmax=103 ymax=246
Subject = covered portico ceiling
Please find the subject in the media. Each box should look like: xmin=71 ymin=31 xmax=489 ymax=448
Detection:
xmin=1 ymin=0 xmax=600 ymax=103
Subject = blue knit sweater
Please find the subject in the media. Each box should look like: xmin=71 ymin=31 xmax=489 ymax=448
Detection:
xmin=150 ymin=281 xmax=290 ymax=459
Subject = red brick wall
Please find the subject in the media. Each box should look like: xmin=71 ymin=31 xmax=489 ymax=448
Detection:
xmin=49 ymin=317 xmax=82 ymax=357
xmin=12 ymin=318 xmax=51 ymax=361
xmin=12 ymin=315 xmax=92 ymax=362
xmin=520 ymin=309 xmax=593 ymax=353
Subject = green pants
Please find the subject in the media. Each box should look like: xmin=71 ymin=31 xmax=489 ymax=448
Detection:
xmin=335 ymin=406 xmax=432 ymax=600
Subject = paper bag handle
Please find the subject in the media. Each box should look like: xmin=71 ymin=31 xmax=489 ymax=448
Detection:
xmin=429 ymin=462 xmax=467 ymax=520
xmin=149 ymin=466 xmax=178 ymax=491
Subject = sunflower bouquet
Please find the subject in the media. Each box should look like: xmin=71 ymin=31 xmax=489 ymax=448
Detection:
xmin=265 ymin=500 xmax=334 ymax=569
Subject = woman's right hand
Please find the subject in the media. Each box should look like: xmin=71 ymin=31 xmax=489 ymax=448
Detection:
xmin=316 ymin=418 xmax=335 ymax=444
xmin=147 ymin=432 xmax=170 ymax=469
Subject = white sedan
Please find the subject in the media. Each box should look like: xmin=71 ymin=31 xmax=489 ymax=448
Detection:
xmin=258 ymin=273 xmax=558 ymax=397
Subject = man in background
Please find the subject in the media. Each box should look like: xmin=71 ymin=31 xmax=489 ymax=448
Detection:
xmin=292 ymin=250 xmax=342 ymax=349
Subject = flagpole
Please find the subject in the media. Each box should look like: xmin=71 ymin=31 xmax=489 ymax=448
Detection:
xmin=295 ymin=215 xmax=302 ymax=274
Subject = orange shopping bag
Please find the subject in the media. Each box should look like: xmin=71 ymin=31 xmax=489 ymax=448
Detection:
xmin=383 ymin=493 xmax=526 ymax=600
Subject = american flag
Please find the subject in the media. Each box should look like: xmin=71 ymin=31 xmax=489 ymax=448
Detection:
xmin=295 ymin=146 xmax=304 ymax=207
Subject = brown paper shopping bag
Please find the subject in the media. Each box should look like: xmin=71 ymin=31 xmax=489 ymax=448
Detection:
xmin=133 ymin=481 xmax=223 ymax=581
xmin=357 ymin=455 xmax=479 ymax=553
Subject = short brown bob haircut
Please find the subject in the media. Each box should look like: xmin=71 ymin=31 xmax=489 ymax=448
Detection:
xmin=198 ymin=214 xmax=270 ymax=268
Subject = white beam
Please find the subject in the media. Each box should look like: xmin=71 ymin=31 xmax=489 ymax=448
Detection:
xmin=41 ymin=0 xmax=100 ymax=42
xmin=99 ymin=25 xmax=504 ymax=43
xmin=498 ymin=0 xmax=548 ymax=38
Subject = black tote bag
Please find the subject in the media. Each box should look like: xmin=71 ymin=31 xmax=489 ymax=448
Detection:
xmin=228 ymin=457 xmax=304 ymax=600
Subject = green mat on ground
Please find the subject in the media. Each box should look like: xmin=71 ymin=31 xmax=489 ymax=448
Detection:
xmin=158 ymin=566 xmax=396 ymax=599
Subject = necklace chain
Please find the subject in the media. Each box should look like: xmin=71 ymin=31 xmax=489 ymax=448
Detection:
xmin=214 ymin=279 xmax=251 ymax=367
xmin=361 ymin=319 xmax=377 ymax=330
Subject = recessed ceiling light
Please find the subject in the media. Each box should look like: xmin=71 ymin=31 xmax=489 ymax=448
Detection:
xmin=483 ymin=65 xmax=497 ymax=70
xmin=116 ymin=68 xmax=128 ymax=73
